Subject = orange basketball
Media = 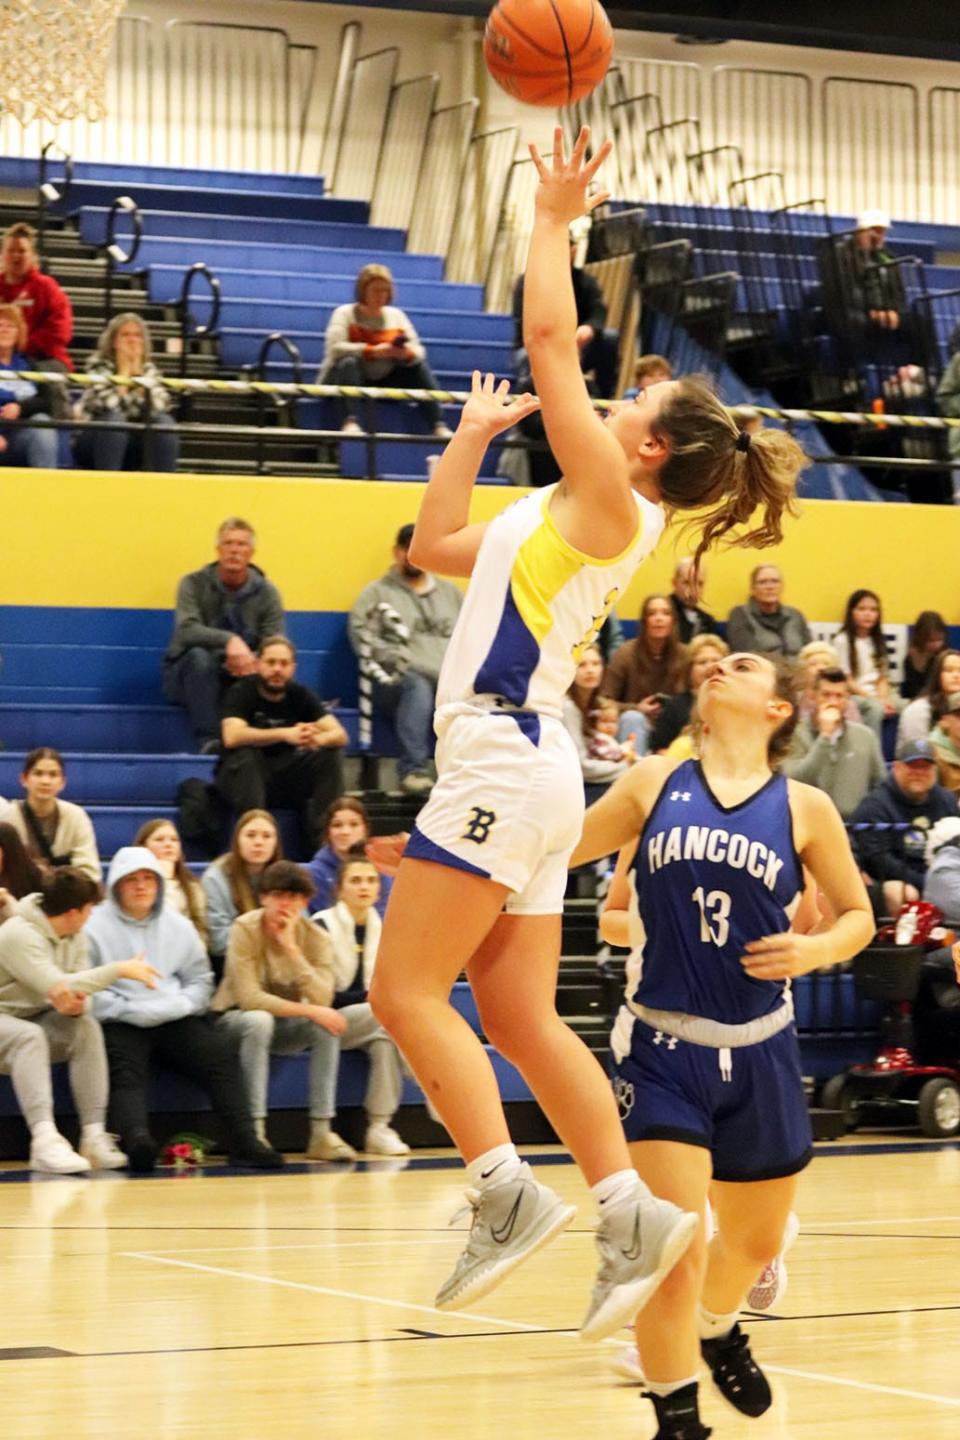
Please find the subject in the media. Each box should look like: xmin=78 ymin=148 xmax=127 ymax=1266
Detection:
xmin=483 ymin=0 xmax=613 ymax=108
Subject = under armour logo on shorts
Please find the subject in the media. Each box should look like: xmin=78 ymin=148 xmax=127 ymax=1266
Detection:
xmin=670 ymin=791 xmax=691 ymax=802
xmin=461 ymin=806 xmax=497 ymax=844
xmin=652 ymin=1030 xmax=679 ymax=1050
xmin=612 ymin=1076 xmax=635 ymax=1119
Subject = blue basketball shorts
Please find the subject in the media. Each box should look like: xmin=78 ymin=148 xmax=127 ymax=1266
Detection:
xmin=611 ymin=1010 xmax=813 ymax=1183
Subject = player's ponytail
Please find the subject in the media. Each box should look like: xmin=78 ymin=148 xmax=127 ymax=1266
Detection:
xmin=652 ymin=380 xmax=805 ymax=568
xmin=767 ymin=657 xmax=801 ymax=768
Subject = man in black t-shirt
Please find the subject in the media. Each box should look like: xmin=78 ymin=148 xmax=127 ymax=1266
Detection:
xmin=216 ymin=636 xmax=348 ymax=853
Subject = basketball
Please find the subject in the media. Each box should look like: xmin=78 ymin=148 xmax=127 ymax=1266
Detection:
xmin=483 ymin=0 xmax=614 ymax=108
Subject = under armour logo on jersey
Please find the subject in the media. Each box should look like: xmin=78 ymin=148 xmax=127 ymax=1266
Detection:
xmin=612 ymin=1077 xmax=635 ymax=1119
xmin=670 ymin=791 xmax=691 ymax=802
xmin=652 ymin=1031 xmax=679 ymax=1050
xmin=462 ymin=806 xmax=497 ymax=844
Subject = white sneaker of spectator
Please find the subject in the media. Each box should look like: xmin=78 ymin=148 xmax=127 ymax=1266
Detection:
xmin=79 ymin=1129 xmax=129 ymax=1170
xmin=30 ymin=1126 xmax=91 ymax=1174
xmin=365 ymin=1122 xmax=410 ymax=1156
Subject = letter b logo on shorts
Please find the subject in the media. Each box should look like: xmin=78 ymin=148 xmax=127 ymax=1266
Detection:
xmin=462 ymin=806 xmax=496 ymax=845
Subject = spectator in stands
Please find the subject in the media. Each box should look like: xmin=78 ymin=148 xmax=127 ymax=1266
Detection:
xmin=133 ymin=819 xmax=208 ymax=947
xmin=73 ymin=313 xmax=179 ymax=473
xmin=902 ymin=610 xmax=948 ymax=701
xmin=898 ymin=649 xmax=960 ymax=749
xmin=216 ymin=635 xmax=346 ymax=854
xmin=832 ymin=589 xmax=898 ymax=717
xmin=725 ymin=565 xmax=812 ymax=658
xmin=203 ymin=810 xmax=282 ymax=974
xmin=668 ymin=556 xmax=719 ymax=644
xmin=562 ymin=645 xmax=635 ymax=802
xmin=0 ymin=823 xmax=44 ymax=924
xmin=0 ymin=868 xmax=157 ymax=1173
xmin=922 ymin=817 xmax=960 ymax=925
xmin=624 ymin=353 xmax=673 ymax=400
xmin=87 ymin=846 xmax=283 ymax=1173
xmin=822 ymin=209 xmax=913 ymax=360
xmin=348 ymin=523 xmax=462 ymax=795
xmin=313 ymin=854 xmax=409 ymax=1158
xmin=850 ymin=738 xmax=959 ymax=916
xmin=306 ymin=797 xmax=397 ymax=919
xmin=929 ymin=693 xmax=960 ymax=796
xmin=0 ymin=303 xmax=58 ymax=469
xmin=0 ymin=222 xmax=72 ymax=371
xmin=163 ymin=517 xmax=286 ymax=752
xmin=784 ymin=668 xmax=886 ymax=818
xmin=601 ymin=593 xmax=686 ymax=744
xmin=512 ymin=237 xmax=619 ymax=398
xmin=935 ymin=323 xmax=960 ymax=478
xmin=648 ymin=634 xmax=730 ymax=754
xmin=319 ymin=264 xmax=451 ymax=438
xmin=8 ymin=748 xmax=101 ymax=883
xmin=211 ymin=860 xmax=347 ymax=1155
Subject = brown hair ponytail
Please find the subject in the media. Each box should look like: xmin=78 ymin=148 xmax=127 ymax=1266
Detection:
xmin=653 ymin=379 xmax=805 ymax=566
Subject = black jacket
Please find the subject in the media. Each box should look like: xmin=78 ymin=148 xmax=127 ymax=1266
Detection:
xmin=668 ymin=594 xmax=719 ymax=646
xmin=850 ymin=776 xmax=959 ymax=891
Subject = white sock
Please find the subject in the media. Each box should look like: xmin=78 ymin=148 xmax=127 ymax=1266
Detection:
xmin=310 ymin=1118 xmax=331 ymax=1136
xmin=466 ymin=1143 xmax=521 ymax=1190
xmin=81 ymin=1122 xmax=105 ymax=1140
xmin=698 ymin=1304 xmax=740 ymax=1341
xmin=592 ymin=1167 xmax=644 ymax=1213
xmin=31 ymin=1120 xmax=58 ymax=1142
xmin=646 ymin=1374 xmax=700 ymax=1399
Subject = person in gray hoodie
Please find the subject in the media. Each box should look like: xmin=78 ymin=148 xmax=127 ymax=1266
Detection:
xmin=86 ymin=847 xmax=284 ymax=1173
xmin=0 ymin=868 xmax=158 ymax=1174
xmin=162 ymin=517 xmax=286 ymax=751
xmin=347 ymin=523 xmax=462 ymax=794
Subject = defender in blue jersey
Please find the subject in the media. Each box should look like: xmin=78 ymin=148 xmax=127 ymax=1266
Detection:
xmin=571 ymin=652 xmax=874 ymax=1440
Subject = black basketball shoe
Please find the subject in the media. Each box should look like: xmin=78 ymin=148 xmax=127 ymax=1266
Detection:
xmin=701 ymin=1323 xmax=772 ymax=1417
xmin=646 ymin=1382 xmax=712 ymax=1440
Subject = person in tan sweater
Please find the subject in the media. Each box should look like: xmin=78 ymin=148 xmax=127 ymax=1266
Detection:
xmin=211 ymin=860 xmax=347 ymax=1158
xmin=8 ymin=748 xmax=101 ymax=883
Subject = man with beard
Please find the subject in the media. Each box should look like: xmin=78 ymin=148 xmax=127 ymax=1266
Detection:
xmin=217 ymin=637 xmax=347 ymax=852
xmin=348 ymin=523 xmax=463 ymax=795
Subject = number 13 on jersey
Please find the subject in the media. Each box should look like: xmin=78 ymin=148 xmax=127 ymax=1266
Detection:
xmin=692 ymin=887 xmax=732 ymax=946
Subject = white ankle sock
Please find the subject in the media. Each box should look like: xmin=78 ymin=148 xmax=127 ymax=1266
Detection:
xmin=81 ymin=1123 xmax=105 ymax=1140
xmin=646 ymin=1374 xmax=700 ymax=1399
xmin=591 ymin=1168 xmax=643 ymax=1213
xmin=310 ymin=1119 xmax=331 ymax=1137
xmin=31 ymin=1120 xmax=58 ymax=1143
xmin=466 ymin=1144 xmax=521 ymax=1190
xmin=698 ymin=1304 xmax=740 ymax=1340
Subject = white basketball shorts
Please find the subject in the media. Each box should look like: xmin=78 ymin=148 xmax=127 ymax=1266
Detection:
xmin=404 ymin=708 xmax=585 ymax=914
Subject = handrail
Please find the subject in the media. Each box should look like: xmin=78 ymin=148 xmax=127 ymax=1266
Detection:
xmin=36 ymin=141 xmax=74 ymax=265
xmin=103 ymin=196 xmax=143 ymax=325
xmin=256 ymin=332 xmax=303 ymax=382
xmin=177 ymin=263 xmax=222 ymax=379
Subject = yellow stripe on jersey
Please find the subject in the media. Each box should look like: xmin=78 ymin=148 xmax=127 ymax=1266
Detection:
xmin=510 ymin=518 xmax=583 ymax=648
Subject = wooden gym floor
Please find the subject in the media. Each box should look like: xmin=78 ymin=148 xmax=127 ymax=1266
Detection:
xmin=0 ymin=1137 xmax=958 ymax=1439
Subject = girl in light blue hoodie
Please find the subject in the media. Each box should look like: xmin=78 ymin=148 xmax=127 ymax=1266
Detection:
xmin=85 ymin=847 xmax=283 ymax=1173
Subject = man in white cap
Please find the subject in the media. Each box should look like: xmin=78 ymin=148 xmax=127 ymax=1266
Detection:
xmin=852 ymin=208 xmax=900 ymax=331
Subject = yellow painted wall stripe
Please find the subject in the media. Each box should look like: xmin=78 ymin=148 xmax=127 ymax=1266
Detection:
xmin=0 ymin=468 xmax=956 ymax=624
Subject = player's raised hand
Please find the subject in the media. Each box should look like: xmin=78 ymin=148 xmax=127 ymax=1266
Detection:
xmin=459 ymin=371 xmax=540 ymax=438
xmin=529 ymin=125 xmax=612 ymax=224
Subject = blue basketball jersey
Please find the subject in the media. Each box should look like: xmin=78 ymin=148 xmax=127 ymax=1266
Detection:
xmin=629 ymin=759 xmax=803 ymax=1025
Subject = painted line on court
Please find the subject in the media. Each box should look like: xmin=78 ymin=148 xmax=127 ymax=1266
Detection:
xmin=123 ymin=1251 xmax=557 ymax=1333
xmin=766 ymin=1363 xmax=960 ymax=1409
xmin=801 ymin=1214 xmax=960 ymax=1229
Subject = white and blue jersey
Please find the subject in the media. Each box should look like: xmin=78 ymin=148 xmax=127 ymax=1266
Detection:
xmin=612 ymin=759 xmax=813 ymax=1180
xmin=436 ymin=483 xmax=664 ymax=722
xmin=629 ymin=758 xmax=803 ymax=1025
xmin=406 ymin=485 xmax=665 ymax=914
